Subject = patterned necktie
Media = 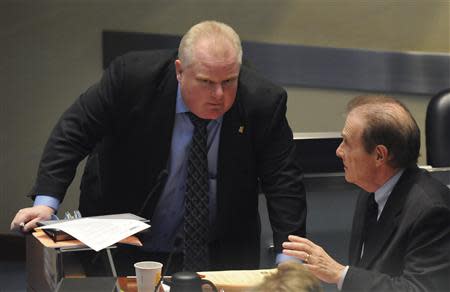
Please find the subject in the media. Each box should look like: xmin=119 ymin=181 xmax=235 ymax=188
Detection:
xmin=183 ymin=112 xmax=210 ymax=271
xmin=360 ymin=193 xmax=378 ymax=260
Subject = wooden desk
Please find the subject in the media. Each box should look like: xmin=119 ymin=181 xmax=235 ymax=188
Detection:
xmin=117 ymin=268 xmax=277 ymax=292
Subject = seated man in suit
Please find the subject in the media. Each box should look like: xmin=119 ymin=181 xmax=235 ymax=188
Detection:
xmin=10 ymin=20 xmax=306 ymax=274
xmin=283 ymin=95 xmax=450 ymax=291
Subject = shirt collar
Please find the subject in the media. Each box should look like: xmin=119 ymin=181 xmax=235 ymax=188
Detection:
xmin=176 ymin=84 xmax=189 ymax=114
xmin=374 ymin=168 xmax=405 ymax=216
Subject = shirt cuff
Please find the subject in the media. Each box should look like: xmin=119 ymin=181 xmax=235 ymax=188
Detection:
xmin=337 ymin=265 xmax=349 ymax=290
xmin=34 ymin=195 xmax=60 ymax=211
xmin=276 ymin=253 xmax=302 ymax=265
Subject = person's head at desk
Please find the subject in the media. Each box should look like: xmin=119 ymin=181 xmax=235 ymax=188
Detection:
xmin=282 ymin=95 xmax=450 ymax=291
xmin=253 ymin=262 xmax=322 ymax=292
xmin=335 ymin=95 xmax=420 ymax=192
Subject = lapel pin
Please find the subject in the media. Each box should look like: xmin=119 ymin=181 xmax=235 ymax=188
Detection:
xmin=238 ymin=126 xmax=245 ymax=134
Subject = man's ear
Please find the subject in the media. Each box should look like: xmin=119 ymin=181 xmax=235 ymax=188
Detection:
xmin=375 ymin=145 xmax=389 ymax=165
xmin=175 ymin=59 xmax=182 ymax=81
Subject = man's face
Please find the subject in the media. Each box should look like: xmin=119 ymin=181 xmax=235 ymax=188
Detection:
xmin=175 ymin=45 xmax=240 ymax=120
xmin=336 ymin=111 xmax=377 ymax=191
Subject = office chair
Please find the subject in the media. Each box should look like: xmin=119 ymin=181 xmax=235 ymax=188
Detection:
xmin=426 ymin=89 xmax=450 ymax=167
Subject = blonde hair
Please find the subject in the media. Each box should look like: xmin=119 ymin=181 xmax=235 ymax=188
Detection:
xmin=253 ymin=262 xmax=323 ymax=292
xmin=178 ymin=20 xmax=242 ymax=66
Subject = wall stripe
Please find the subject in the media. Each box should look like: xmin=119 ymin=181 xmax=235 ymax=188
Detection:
xmin=103 ymin=31 xmax=450 ymax=95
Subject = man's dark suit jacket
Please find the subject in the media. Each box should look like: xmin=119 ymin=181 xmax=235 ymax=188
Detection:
xmin=30 ymin=50 xmax=306 ymax=270
xmin=343 ymin=167 xmax=450 ymax=291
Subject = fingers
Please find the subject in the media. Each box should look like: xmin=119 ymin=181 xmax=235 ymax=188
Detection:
xmin=282 ymin=235 xmax=346 ymax=284
xmin=282 ymin=235 xmax=321 ymax=263
xmin=11 ymin=208 xmax=34 ymax=231
xmin=304 ymin=252 xmax=311 ymax=263
xmin=10 ymin=206 xmax=54 ymax=232
xmin=22 ymin=217 xmax=42 ymax=232
xmin=283 ymin=236 xmax=313 ymax=252
xmin=282 ymin=248 xmax=310 ymax=261
xmin=288 ymin=235 xmax=315 ymax=247
xmin=10 ymin=220 xmax=23 ymax=232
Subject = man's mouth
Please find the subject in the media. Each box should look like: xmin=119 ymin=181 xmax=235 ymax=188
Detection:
xmin=207 ymin=103 xmax=222 ymax=110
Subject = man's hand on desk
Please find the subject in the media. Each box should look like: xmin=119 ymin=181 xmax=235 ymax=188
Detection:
xmin=282 ymin=235 xmax=346 ymax=284
xmin=10 ymin=205 xmax=54 ymax=232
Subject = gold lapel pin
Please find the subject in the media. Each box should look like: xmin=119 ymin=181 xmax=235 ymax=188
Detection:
xmin=238 ymin=126 xmax=244 ymax=134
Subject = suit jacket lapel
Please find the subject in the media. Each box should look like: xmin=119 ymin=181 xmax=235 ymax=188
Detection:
xmin=358 ymin=167 xmax=417 ymax=268
xmin=140 ymin=63 xmax=177 ymax=217
xmin=147 ymin=63 xmax=177 ymax=171
xmin=349 ymin=193 xmax=369 ymax=265
xmin=358 ymin=210 xmax=400 ymax=268
xmin=216 ymin=95 xmax=247 ymax=234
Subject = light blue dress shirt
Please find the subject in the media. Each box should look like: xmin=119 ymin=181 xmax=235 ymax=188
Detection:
xmin=35 ymin=85 xmax=223 ymax=253
xmin=142 ymin=86 xmax=222 ymax=252
xmin=34 ymin=85 xmax=291 ymax=262
xmin=373 ymin=169 xmax=404 ymax=220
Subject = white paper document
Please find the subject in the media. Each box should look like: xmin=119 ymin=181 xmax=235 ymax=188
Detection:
xmin=40 ymin=218 xmax=150 ymax=251
xmin=200 ymin=269 xmax=276 ymax=287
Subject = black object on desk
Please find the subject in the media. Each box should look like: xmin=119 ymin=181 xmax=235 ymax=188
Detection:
xmin=293 ymin=132 xmax=343 ymax=173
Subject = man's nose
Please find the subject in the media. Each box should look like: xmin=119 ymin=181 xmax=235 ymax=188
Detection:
xmin=336 ymin=142 xmax=343 ymax=158
xmin=212 ymin=83 xmax=224 ymax=98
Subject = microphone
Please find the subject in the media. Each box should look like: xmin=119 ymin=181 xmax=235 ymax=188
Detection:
xmin=138 ymin=169 xmax=169 ymax=218
xmin=154 ymin=236 xmax=183 ymax=292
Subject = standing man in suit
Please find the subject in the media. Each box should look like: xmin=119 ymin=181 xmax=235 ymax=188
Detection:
xmin=11 ymin=20 xmax=306 ymax=274
xmin=283 ymin=95 xmax=450 ymax=291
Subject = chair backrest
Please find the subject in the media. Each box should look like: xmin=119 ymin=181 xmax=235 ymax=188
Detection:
xmin=426 ymin=89 xmax=450 ymax=167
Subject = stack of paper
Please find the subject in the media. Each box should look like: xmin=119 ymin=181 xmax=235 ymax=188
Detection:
xmin=39 ymin=218 xmax=150 ymax=251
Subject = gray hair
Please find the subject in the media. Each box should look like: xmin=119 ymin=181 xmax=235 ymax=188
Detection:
xmin=178 ymin=20 xmax=242 ymax=66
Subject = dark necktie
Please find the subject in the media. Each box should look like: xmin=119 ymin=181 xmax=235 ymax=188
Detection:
xmin=360 ymin=193 xmax=378 ymax=259
xmin=183 ymin=112 xmax=210 ymax=271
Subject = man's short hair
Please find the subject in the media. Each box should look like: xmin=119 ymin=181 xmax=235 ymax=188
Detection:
xmin=178 ymin=20 xmax=242 ymax=66
xmin=347 ymin=95 xmax=420 ymax=169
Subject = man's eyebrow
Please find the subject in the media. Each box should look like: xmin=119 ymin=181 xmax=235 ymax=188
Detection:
xmin=197 ymin=74 xmax=239 ymax=82
xmin=224 ymin=75 xmax=238 ymax=81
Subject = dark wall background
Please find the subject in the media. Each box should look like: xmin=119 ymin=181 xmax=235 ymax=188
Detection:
xmin=1 ymin=1 xmax=449 ymax=245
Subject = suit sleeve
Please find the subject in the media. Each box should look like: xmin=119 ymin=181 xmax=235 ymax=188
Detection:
xmin=343 ymin=205 xmax=450 ymax=292
xmin=258 ymin=90 xmax=307 ymax=253
xmin=29 ymin=56 xmax=125 ymax=201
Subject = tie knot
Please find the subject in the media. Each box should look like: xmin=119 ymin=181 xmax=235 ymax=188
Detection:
xmin=187 ymin=112 xmax=209 ymax=128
